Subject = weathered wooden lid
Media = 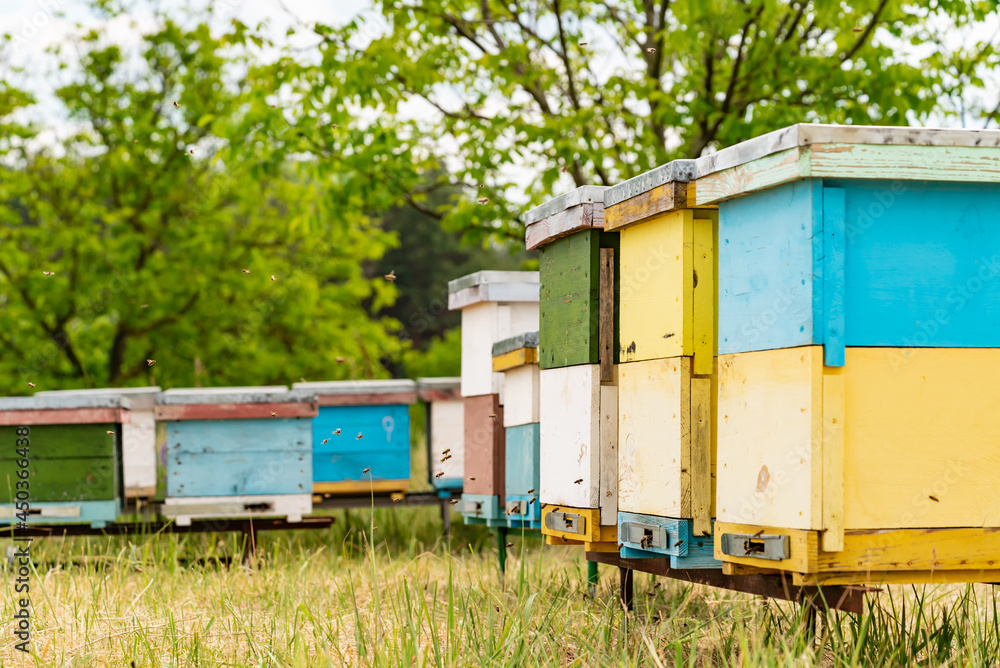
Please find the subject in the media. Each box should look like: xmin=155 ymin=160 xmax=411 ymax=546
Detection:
xmin=156 ymin=386 xmax=313 ymax=405
xmin=292 ymin=379 xmax=417 ymax=406
xmin=601 ymin=160 xmax=702 ymax=231
xmin=447 ymin=271 xmax=540 ymax=310
xmin=523 ymin=186 xmax=608 ymax=251
xmin=35 ymin=386 xmax=161 ymax=410
xmin=415 ymin=377 xmax=462 ymax=401
xmin=693 ymin=123 xmax=1000 ymax=205
xmin=605 ymin=161 xmax=698 ymax=208
xmin=0 ymin=395 xmax=131 ymax=411
xmin=492 ymin=331 xmax=540 ymax=357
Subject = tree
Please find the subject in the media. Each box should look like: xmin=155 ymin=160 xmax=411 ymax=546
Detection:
xmin=293 ymin=0 xmax=1000 ymax=241
xmin=0 ymin=12 xmax=405 ymax=393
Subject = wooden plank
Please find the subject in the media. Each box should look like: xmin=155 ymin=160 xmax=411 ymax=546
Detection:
xmin=492 ymin=347 xmax=537 ymax=372
xmin=822 ymin=187 xmax=846 ymax=366
xmin=0 ymin=408 xmax=129 ymax=426
xmin=811 ymin=142 xmax=1000 ymax=183
xmin=313 ymin=479 xmax=408 ymax=495
xmin=155 ymin=402 xmax=317 ymax=421
xmin=501 ymin=365 xmax=539 ymax=428
xmin=313 ymin=449 xmax=409 ymax=484
xmin=716 ymin=347 xmax=824 ymax=530
xmin=316 ymin=392 xmax=416 ymax=407
xmin=583 ymin=524 xmax=620 ymax=553
xmin=525 ymin=202 xmax=598 ymax=250
xmin=429 ymin=400 xmax=464 ymax=482
xmin=311 ymin=404 xmax=410 ymax=454
xmin=714 ymin=521 xmax=819 ymax=574
xmin=842 ymin=347 xmax=1000 ymax=530
xmin=170 ymin=450 xmax=310 ymax=497
xmin=541 ymin=504 xmax=603 ymax=542
xmin=598 ymin=379 xmax=618 ymax=525
xmin=604 ymin=182 xmax=687 ymax=231
xmin=166 ymin=418 xmax=311 ymax=455
xmin=690 ymin=376 xmax=712 ymax=536
xmin=617 ymin=358 xmax=690 ymax=518
xmin=0 ymin=424 xmax=115 ymax=460
xmin=798 ymin=570 xmax=1000 ymax=587
xmin=463 ymin=394 xmax=504 ymax=496
xmin=695 ymin=147 xmax=807 ymax=205
xmin=0 ymin=457 xmax=117 ymax=502
xmin=539 ymin=365 xmax=601 ymax=508
xmin=821 ymin=369 xmax=845 ymax=552
xmin=618 ymin=210 xmax=690 ymax=362
xmin=692 ymin=211 xmax=717 ymax=375
xmin=122 ymin=410 xmax=157 ymax=498
xmin=162 ymin=493 xmax=311 ymax=526
xmin=819 ymin=527 xmax=1000 ymax=573
xmin=539 ymin=231 xmax=599 ymax=369
xmin=0 ymin=499 xmax=119 ymax=527
xmin=599 ymin=248 xmax=615 ymax=382
xmin=504 ymin=422 xmax=540 ymax=497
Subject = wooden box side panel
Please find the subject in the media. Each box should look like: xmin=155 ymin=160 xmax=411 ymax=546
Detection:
xmin=313 ymin=449 xmax=409 ymax=485
xmin=312 ymin=405 xmax=411 ymax=454
xmin=169 ymin=450 xmax=311 ymax=497
xmin=539 ymin=365 xmax=600 ymax=507
xmin=717 ymin=180 xmax=821 ymax=355
xmin=122 ymin=410 xmax=158 ymax=496
xmin=461 ymin=303 xmax=499 ymax=397
xmin=619 ymin=211 xmax=688 ymax=362
xmin=716 ymin=347 xmax=823 ymax=530
xmin=430 ymin=400 xmax=464 ymax=481
xmin=502 ymin=365 xmax=540 ymax=427
xmin=165 ymin=419 xmax=311 ymax=456
xmin=617 ymin=358 xmax=690 ymax=517
xmin=464 ymin=394 xmax=504 ymax=495
xmin=505 ymin=422 xmax=540 ymax=497
xmin=540 ymin=231 xmax=599 ymax=369
xmin=0 ymin=457 xmax=117 ymax=502
xmin=598 ymin=382 xmax=618 ymax=525
xmin=842 ymin=347 xmax=1000 ymax=529
xmin=0 ymin=423 xmax=115 ymax=460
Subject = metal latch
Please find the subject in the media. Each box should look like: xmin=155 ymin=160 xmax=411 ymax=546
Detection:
xmin=720 ymin=533 xmax=790 ymax=561
xmin=506 ymin=500 xmax=528 ymax=516
xmin=619 ymin=521 xmax=669 ymax=550
xmin=545 ymin=510 xmax=586 ymax=535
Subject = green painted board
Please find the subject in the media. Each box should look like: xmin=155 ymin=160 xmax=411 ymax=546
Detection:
xmin=539 ymin=230 xmax=619 ymax=369
xmin=0 ymin=424 xmax=116 ymax=460
xmin=0 ymin=457 xmax=118 ymax=502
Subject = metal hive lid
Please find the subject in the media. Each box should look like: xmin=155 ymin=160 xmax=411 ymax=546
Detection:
xmin=523 ymin=186 xmax=607 ymax=225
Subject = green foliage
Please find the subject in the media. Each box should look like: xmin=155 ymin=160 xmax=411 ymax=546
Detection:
xmin=297 ymin=0 xmax=1000 ymax=242
xmin=0 ymin=13 xmax=406 ymax=393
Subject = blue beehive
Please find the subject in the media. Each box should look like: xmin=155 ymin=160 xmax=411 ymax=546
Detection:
xmin=292 ymin=380 xmax=417 ymax=495
xmin=154 ymin=386 xmax=317 ymax=526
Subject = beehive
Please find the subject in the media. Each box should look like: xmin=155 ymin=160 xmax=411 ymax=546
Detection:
xmin=696 ymin=123 xmax=1000 ymax=585
xmin=155 ymin=386 xmax=316 ymax=526
xmin=0 ymin=395 xmax=130 ymax=528
xmin=35 ymin=386 xmax=161 ymax=498
xmin=292 ymin=380 xmax=416 ymax=495
xmin=449 ymin=271 xmax=539 ymax=526
xmin=416 ymin=377 xmax=464 ymax=490
xmin=524 ymin=187 xmax=619 ymax=551
xmin=493 ymin=332 xmax=541 ymax=528
xmin=598 ymin=164 xmax=723 ymax=565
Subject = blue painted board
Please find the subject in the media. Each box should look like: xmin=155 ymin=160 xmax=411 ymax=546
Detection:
xmin=460 ymin=493 xmax=502 ymax=521
xmin=311 ymin=405 xmax=410 ymax=453
xmin=310 ymin=405 xmax=410 ymax=484
xmin=718 ymin=179 xmax=1000 ymax=357
xmin=313 ymin=449 xmax=409 ymax=483
xmin=620 ymin=543 xmax=720 ymax=570
xmin=169 ymin=451 xmax=310 ymax=497
xmin=504 ymin=423 xmax=540 ymax=498
xmin=433 ymin=477 xmax=463 ymax=491
xmin=505 ymin=493 xmax=541 ymax=522
xmin=166 ymin=418 xmax=310 ymax=455
xmin=0 ymin=499 xmax=119 ymax=529
xmin=617 ymin=511 xmax=690 ymax=557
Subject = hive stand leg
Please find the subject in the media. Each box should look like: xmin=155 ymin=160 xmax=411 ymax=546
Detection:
xmin=441 ymin=497 xmax=452 ymax=538
xmin=587 ymin=560 xmax=599 ymax=598
xmin=619 ymin=566 xmax=634 ymax=612
xmin=497 ymin=527 xmax=508 ymax=576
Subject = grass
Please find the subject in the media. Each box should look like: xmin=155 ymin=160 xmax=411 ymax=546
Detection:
xmin=1 ymin=506 xmax=999 ymax=667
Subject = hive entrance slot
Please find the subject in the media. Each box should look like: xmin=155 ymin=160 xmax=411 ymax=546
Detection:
xmin=743 ymin=538 xmax=765 ymax=555
xmin=243 ymin=503 xmax=273 ymax=512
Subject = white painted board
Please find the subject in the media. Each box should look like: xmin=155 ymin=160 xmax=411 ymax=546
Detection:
xmin=539 ymin=365 xmax=601 ymax=508
xmin=430 ymin=399 xmax=465 ymax=480
xmin=502 ymin=364 xmax=540 ymax=427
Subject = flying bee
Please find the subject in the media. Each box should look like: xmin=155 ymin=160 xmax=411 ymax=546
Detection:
xmin=356 ymin=433 xmax=363 ymax=440
xmin=336 ymin=357 xmax=346 ymax=363
xmin=42 ymin=271 xmax=54 ymax=276
xmin=527 ymin=489 xmax=535 ymax=494
xmin=106 ymin=430 xmax=114 ymax=436
xmin=172 ymin=101 xmax=179 ymax=107
xmin=27 ymin=382 xmax=34 ymax=388
xmin=646 ymin=47 xmax=656 ymax=53
xmin=574 ymin=478 xmax=583 ymax=484
xmin=147 ymin=359 xmax=156 ymax=367
xmin=242 ymin=269 xmax=250 ymax=275
xmin=442 ymin=448 xmax=450 ymax=455
xmin=334 ymin=428 xmax=341 ymax=435
xmin=271 ymin=275 xmax=276 ymax=281
xmin=488 ymin=413 xmax=497 ymax=421
xmin=478 ymin=197 xmax=489 ymax=204
xmin=440 ymin=455 xmax=451 ymax=462
xmin=140 ymin=304 xmax=149 ymax=308
xmin=384 ymin=270 xmax=396 ymax=282
xmin=321 ymin=439 xmax=329 ymax=444
xmin=505 ymin=542 xmax=514 ymax=548
xmin=270 ymin=412 xmax=278 ymax=417
xmin=468 ymin=476 xmax=476 ymax=481
xmin=450 ymin=499 xmax=459 ymax=505
xmin=362 ymin=467 xmax=370 ymax=474
xmin=435 ymin=472 xmax=445 ymax=478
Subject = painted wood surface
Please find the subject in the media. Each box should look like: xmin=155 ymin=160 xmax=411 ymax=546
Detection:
xmin=539 ymin=365 xmax=600 ymax=508
xmin=122 ymin=410 xmax=157 ymax=497
xmin=505 ymin=422 xmax=540 ymax=498
xmin=718 ymin=179 xmax=1000 ymax=356
xmin=618 ymin=209 xmax=717 ymax=373
xmin=605 ymin=182 xmax=688 ymax=231
xmin=0 ymin=499 xmax=119 ymax=527
xmin=464 ymin=394 xmax=504 ymax=496
xmin=541 ymin=505 xmax=603 ymax=542
xmin=599 ymin=380 xmax=618 ymax=526
xmin=162 ymin=493 xmax=311 ymax=526
xmin=155 ymin=402 xmax=317 ymax=421
xmin=617 ymin=511 xmax=690 ymax=557
xmin=0 ymin=424 xmax=115 ymax=459
xmin=599 ymin=248 xmax=615 ymax=382
xmin=821 ymin=370 xmax=845 ymax=552
xmin=460 ymin=302 xmax=540 ymax=397
xmin=797 ymin=570 xmax=1000 ymax=587
xmin=539 ymin=231 xmax=599 ymax=369
xmin=525 ymin=202 xmax=603 ymax=250
xmin=311 ymin=404 xmax=409 ymax=483
xmin=459 ymin=493 xmax=503 ymax=520
xmin=429 ymin=399 xmax=464 ymax=483
xmin=690 ymin=376 xmax=712 ymax=536
xmin=0 ymin=408 xmax=130 ymax=425
xmin=0 ymin=457 xmax=117 ymax=502
xmin=501 ymin=365 xmax=539 ymax=427
xmin=291 ymin=380 xmax=417 ymax=406
xmin=716 ymin=347 xmax=824 ymax=531
xmin=416 ymin=377 xmax=462 ymax=402
xmin=313 ymin=479 xmax=409 ymax=495
xmin=492 ymin=347 xmax=538 ymax=372
xmin=618 ymin=358 xmax=716 ymax=520
xmin=714 ymin=521 xmax=819 ymax=573
xmin=313 ymin=449 xmax=408 ymax=485
xmin=447 ymin=271 xmax=540 ymax=310
xmin=168 ymin=451 xmax=310 ymax=497
xmin=165 ymin=419 xmax=310 ymax=455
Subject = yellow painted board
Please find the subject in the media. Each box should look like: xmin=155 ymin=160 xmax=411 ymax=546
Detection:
xmin=492 ymin=347 xmax=538 ymax=372
xmin=541 ymin=505 xmax=603 ymax=542
xmin=714 ymin=521 xmax=819 ymax=574
xmin=841 ymin=347 xmax=1000 ymax=530
xmin=605 ymin=181 xmax=687 ymax=231
xmin=545 ymin=535 xmax=581 ymax=547
xmin=691 ymin=210 xmax=717 ymax=375
xmin=797 ymin=570 xmax=1000 ymax=587
xmin=619 ymin=209 xmax=709 ymax=363
xmin=314 ymin=480 xmax=409 ymax=495
xmin=716 ymin=347 xmax=824 ymax=530
xmin=821 ymin=369 xmax=845 ymax=551
xmin=690 ymin=376 xmax=712 ymax=536
xmin=821 ymin=527 xmax=1000 ymax=573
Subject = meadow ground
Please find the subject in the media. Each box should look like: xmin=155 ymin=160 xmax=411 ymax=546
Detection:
xmin=1 ymin=505 xmax=999 ymax=667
